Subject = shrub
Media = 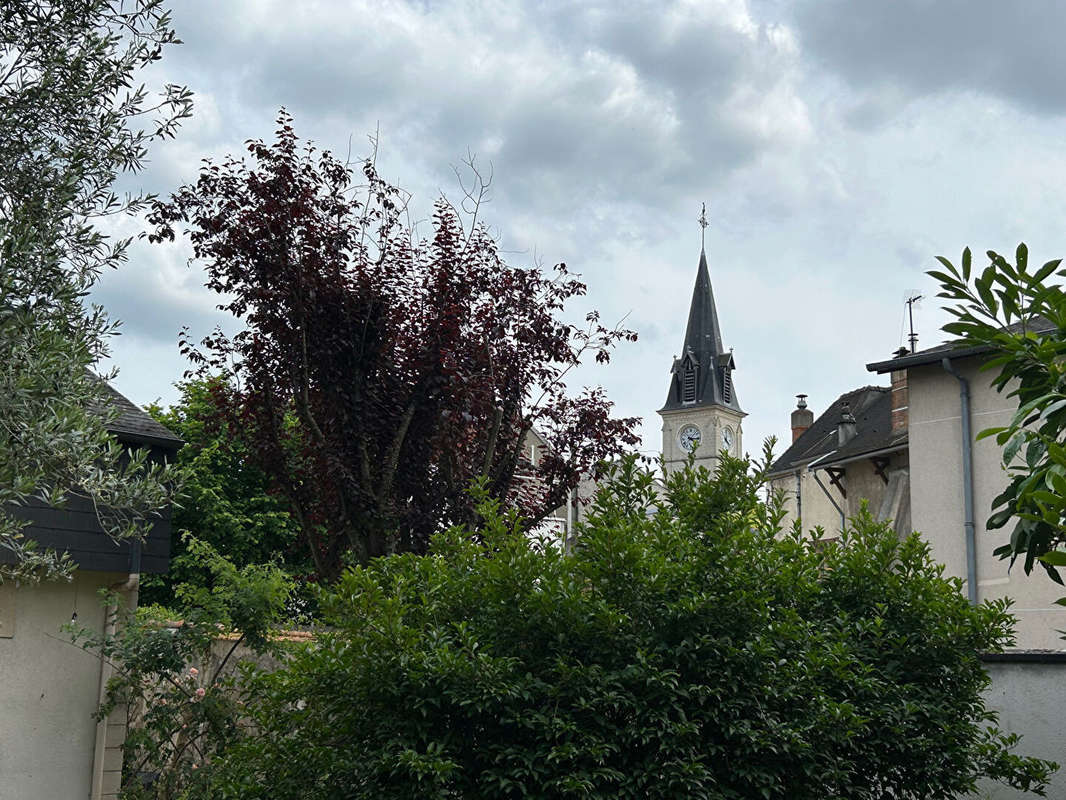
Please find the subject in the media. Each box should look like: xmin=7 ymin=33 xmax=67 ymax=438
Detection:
xmin=195 ymin=453 xmax=1054 ymax=799
xmin=70 ymin=538 xmax=294 ymax=799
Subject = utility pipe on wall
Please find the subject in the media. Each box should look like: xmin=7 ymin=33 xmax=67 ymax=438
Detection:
xmin=941 ymin=357 xmax=978 ymax=605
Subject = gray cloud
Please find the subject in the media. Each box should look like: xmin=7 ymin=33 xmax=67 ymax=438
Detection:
xmin=92 ymin=254 xmax=232 ymax=347
xmin=791 ymin=0 xmax=1066 ymax=117
xmin=90 ymin=0 xmax=1066 ymax=457
xmin=159 ymin=0 xmax=809 ymax=218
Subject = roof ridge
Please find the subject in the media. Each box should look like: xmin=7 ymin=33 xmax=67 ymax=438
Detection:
xmin=867 ymin=316 xmax=1056 ymax=374
xmin=841 ymin=385 xmax=888 ymax=398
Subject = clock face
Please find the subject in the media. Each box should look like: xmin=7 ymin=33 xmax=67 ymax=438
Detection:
xmin=678 ymin=424 xmax=702 ymax=453
xmin=721 ymin=426 xmax=734 ymax=450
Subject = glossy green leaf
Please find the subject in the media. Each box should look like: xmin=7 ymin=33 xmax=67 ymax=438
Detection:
xmin=1039 ymin=551 xmax=1066 ymax=567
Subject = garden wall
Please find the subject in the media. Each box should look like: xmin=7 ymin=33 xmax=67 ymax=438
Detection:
xmin=980 ymin=653 xmax=1066 ymax=799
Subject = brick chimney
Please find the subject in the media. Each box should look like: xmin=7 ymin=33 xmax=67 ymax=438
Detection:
xmin=890 ymin=347 xmax=908 ymax=436
xmin=791 ymin=394 xmax=813 ymax=442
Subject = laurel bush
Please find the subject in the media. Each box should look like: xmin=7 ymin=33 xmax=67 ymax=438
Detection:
xmin=195 ymin=452 xmax=1054 ymax=799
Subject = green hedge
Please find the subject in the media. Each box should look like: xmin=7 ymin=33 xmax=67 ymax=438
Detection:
xmin=193 ymin=454 xmax=1055 ymax=798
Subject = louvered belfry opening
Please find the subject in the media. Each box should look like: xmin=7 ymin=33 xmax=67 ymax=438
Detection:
xmin=682 ymin=363 xmax=697 ymax=404
xmin=722 ymin=367 xmax=732 ymax=403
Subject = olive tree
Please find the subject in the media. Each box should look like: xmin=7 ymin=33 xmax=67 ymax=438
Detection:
xmin=0 ymin=1 xmax=191 ymax=579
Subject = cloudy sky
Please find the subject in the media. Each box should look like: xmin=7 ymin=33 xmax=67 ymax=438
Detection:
xmin=97 ymin=0 xmax=1066 ymax=457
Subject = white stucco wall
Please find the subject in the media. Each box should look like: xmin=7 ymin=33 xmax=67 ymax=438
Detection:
xmin=770 ymin=467 xmax=845 ymax=538
xmin=979 ymin=659 xmax=1066 ymax=799
xmin=770 ymin=451 xmax=908 ymax=541
xmin=0 ymin=571 xmax=123 ymax=800
xmin=908 ymin=359 xmax=1066 ymax=649
xmin=842 ymin=458 xmax=884 ymax=519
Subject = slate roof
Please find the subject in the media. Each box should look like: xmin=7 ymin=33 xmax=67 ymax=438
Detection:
xmin=767 ymin=386 xmax=905 ymax=476
xmin=866 ymin=317 xmax=1056 ymax=373
xmin=0 ymin=380 xmax=182 ymax=575
xmin=96 ymin=381 xmax=182 ymax=449
xmin=661 ymin=248 xmax=743 ymax=413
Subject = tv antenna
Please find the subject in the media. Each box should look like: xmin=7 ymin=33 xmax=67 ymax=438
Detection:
xmin=904 ymin=292 xmax=923 ymax=352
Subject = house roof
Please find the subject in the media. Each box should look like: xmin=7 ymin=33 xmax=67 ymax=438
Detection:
xmin=661 ymin=247 xmax=743 ymax=414
xmin=96 ymin=381 xmax=182 ymax=449
xmin=0 ymin=380 xmax=182 ymax=575
xmin=866 ymin=317 xmax=1056 ymax=373
xmin=768 ymin=386 xmax=906 ymax=476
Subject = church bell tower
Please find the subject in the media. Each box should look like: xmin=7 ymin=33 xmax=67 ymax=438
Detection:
xmin=659 ymin=205 xmax=745 ymax=474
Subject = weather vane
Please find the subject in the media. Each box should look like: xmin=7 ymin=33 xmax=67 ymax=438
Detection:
xmin=698 ymin=202 xmax=709 ymax=250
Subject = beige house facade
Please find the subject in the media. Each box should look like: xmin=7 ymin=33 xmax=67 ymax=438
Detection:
xmin=523 ymin=428 xmax=598 ymax=548
xmin=767 ymin=385 xmax=910 ymax=541
xmin=869 ymin=346 xmax=1066 ymax=650
xmin=773 ymin=336 xmax=1066 ymax=649
xmin=0 ymin=574 xmax=135 ymax=800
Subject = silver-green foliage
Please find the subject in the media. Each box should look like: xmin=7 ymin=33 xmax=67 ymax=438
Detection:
xmin=196 ymin=454 xmax=1053 ymax=799
xmin=0 ymin=1 xmax=191 ymax=579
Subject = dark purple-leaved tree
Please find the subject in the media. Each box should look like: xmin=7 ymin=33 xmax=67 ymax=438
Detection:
xmin=150 ymin=113 xmax=639 ymax=579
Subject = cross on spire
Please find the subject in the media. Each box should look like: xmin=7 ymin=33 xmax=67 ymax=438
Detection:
xmin=698 ymin=202 xmax=709 ymax=251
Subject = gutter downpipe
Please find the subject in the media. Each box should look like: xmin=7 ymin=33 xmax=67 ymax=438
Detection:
xmin=807 ymin=450 xmax=846 ymax=533
xmin=90 ymin=540 xmax=141 ymax=800
xmin=795 ymin=469 xmax=802 ymax=528
xmin=941 ymin=357 xmax=978 ymax=606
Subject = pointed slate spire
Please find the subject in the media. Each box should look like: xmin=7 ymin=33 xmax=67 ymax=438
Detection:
xmin=661 ymin=244 xmax=742 ymax=413
xmin=682 ymin=247 xmax=725 ymax=362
